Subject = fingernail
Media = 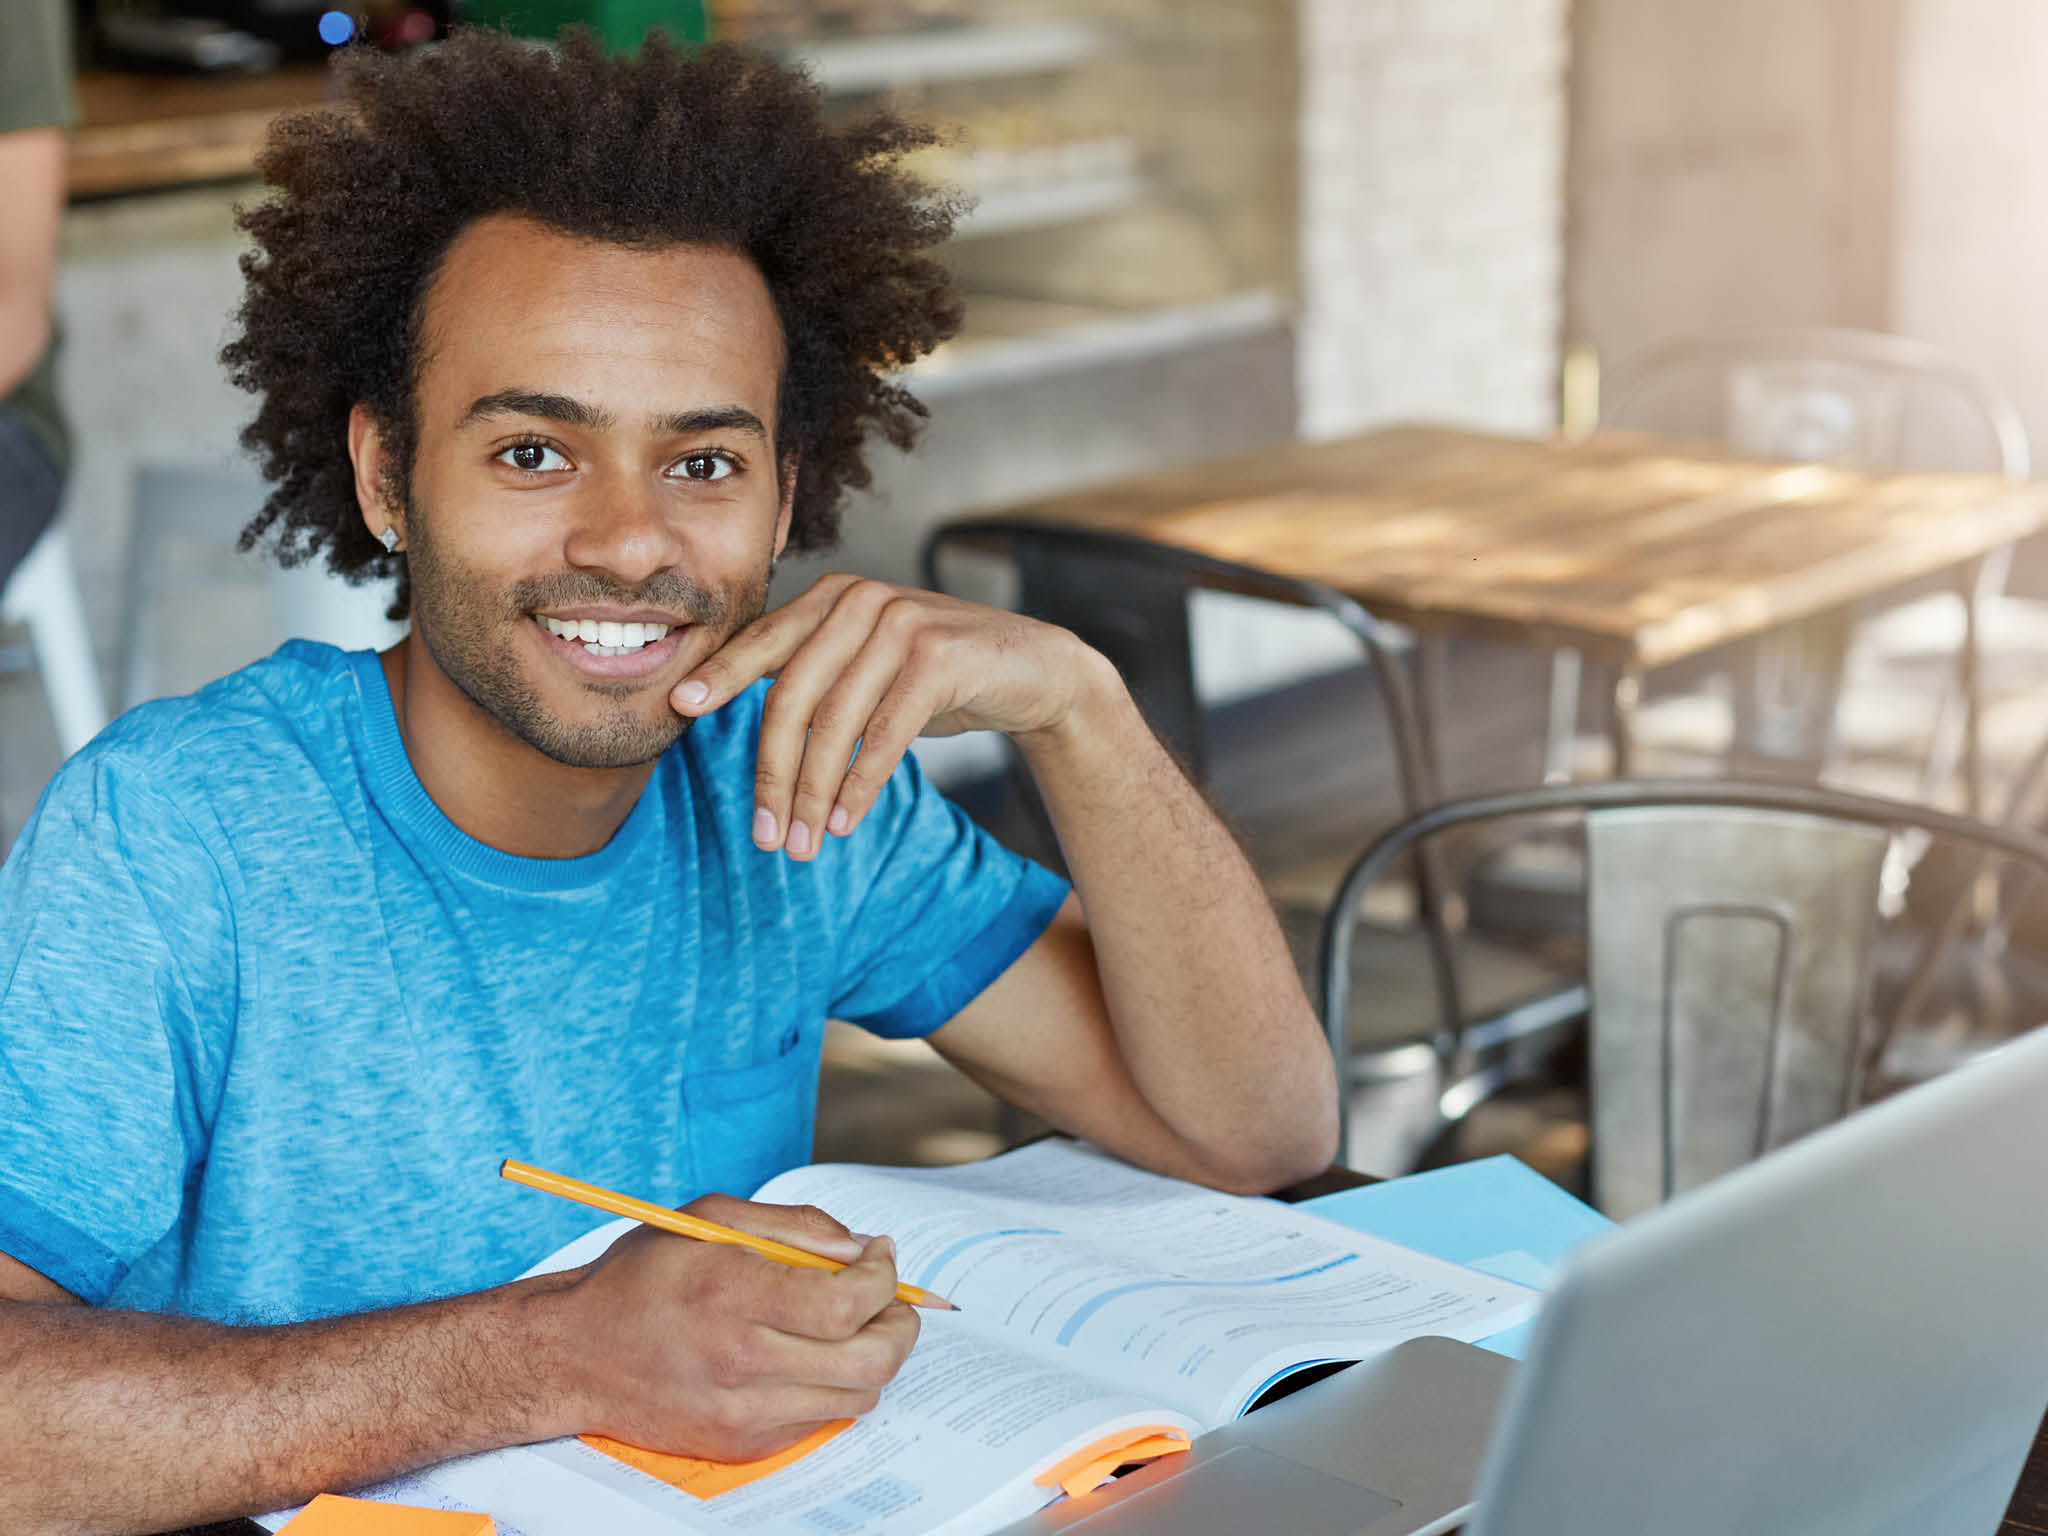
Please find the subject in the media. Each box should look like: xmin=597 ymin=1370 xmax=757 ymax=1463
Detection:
xmin=828 ymin=805 xmax=850 ymax=836
xmin=676 ymin=678 xmax=709 ymax=707
xmin=786 ymin=819 xmax=812 ymax=856
xmin=754 ymin=807 xmax=778 ymax=846
xmin=850 ymin=1231 xmax=877 ymax=1244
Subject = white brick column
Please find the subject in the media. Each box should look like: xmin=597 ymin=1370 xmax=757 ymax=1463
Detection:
xmin=1297 ymin=0 xmax=1570 ymax=440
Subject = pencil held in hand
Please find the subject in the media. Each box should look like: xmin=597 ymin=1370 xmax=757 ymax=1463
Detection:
xmin=499 ymin=1158 xmax=957 ymax=1311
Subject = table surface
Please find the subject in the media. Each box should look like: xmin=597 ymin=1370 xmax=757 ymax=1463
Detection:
xmin=70 ymin=65 xmax=333 ymax=201
xmin=149 ymin=1159 xmax=2048 ymax=1534
xmin=953 ymin=423 xmax=2048 ymax=670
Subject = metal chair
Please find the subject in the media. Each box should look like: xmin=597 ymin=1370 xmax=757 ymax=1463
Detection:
xmin=920 ymin=520 xmax=1456 ymax=900
xmin=924 ymin=521 xmax=1579 ymax=1160
xmin=1598 ymin=326 xmax=2031 ymax=804
xmin=1320 ymin=778 xmax=2048 ymax=1217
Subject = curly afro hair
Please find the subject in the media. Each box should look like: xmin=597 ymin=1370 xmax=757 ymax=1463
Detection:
xmin=223 ymin=27 xmax=963 ymax=618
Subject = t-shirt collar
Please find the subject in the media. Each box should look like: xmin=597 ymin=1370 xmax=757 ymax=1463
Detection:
xmin=345 ymin=647 xmax=663 ymax=892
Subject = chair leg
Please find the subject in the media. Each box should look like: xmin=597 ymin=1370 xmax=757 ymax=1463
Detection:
xmin=1609 ymin=664 xmax=1641 ymax=778
xmin=1543 ymin=647 xmax=1582 ymax=784
xmin=1957 ymin=549 xmax=2006 ymax=820
xmin=4 ymin=527 xmax=109 ymax=758
xmin=1418 ymin=633 xmax=1451 ymax=795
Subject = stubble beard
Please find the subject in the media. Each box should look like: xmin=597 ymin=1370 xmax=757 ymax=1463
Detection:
xmin=401 ymin=494 xmax=774 ymax=771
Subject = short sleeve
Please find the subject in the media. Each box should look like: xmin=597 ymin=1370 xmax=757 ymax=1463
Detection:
xmin=0 ymin=753 xmax=236 ymax=1301
xmin=826 ymin=752 xmax=1068 ymax=1039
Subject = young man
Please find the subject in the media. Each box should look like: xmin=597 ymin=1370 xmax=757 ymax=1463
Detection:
xmin=0 ymin=30 xmax=1336 ymax=1532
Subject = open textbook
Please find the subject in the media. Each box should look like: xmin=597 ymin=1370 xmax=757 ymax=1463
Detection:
xmin=264 ymin=1141 xmax=1535 ymax=1536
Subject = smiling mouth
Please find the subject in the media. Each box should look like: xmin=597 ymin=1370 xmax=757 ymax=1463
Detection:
xmin=533 ymin=613 xmax=674 ymax=658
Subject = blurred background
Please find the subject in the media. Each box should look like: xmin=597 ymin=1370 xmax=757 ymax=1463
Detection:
xmin=14 ymin=0 xmax=2048 ymax=1192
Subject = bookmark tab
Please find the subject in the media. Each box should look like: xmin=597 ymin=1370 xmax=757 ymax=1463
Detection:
xmin=1034 ymin=1426 xmax=1192 ymax=1499
xmin=279 ymin=1493 xmax=493 ymax=1534
xmin=582 ymin=1419 xmax=854 ymax=1498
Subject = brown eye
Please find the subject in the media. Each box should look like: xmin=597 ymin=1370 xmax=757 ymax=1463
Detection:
xmin=678 ymin=453 xmax=734 ymax=482
xmin=499 ymin=443 xmax=566 ymax=473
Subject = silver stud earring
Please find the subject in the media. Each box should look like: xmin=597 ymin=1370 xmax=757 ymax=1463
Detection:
xmin=378 ymin=526 xmax=400 ymax=553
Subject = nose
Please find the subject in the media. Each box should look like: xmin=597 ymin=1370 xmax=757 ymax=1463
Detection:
xmin=561 ymin=470 xmax=686 ymax=590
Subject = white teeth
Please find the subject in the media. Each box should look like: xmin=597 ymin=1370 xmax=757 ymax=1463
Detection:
xmin=534 ymin=614 xmax=672 ymax=657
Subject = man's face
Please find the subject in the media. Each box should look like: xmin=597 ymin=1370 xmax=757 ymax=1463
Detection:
xmin=389 ymin=215 xmax=793 ymax=770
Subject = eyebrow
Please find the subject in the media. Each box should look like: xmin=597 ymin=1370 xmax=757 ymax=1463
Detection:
xmin=459 ymin=391 xmax=770 ymax=444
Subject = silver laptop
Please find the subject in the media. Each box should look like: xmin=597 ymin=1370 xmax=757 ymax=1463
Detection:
xmin=998 ymin=1020 xmax=2048 ymax=1536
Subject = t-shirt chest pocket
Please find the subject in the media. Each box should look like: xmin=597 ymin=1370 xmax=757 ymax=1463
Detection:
xmin=682 ymin=1029 xmax=822 ymax=1199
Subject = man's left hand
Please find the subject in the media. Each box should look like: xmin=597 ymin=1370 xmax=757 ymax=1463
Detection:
xmin=670 ymin=574 xmax=1102 ymax=860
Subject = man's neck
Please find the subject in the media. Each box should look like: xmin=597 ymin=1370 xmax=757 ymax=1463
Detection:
xmin=380 ymin=640 xmax=657 ymax=860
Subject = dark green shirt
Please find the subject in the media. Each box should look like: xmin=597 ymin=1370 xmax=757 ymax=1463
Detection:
xmin=1 ymin=0 xmax=75 ymax=476
xmin=0 ymin=0 xmax=75 ymax=131
xmin=1 ymin=0 xmax=74 ymax=479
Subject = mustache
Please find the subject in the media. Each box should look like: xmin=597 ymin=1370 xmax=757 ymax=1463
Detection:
xmin=507 ymin=572 xmax=732 ymax=625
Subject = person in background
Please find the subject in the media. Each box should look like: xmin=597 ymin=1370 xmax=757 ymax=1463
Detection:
xmin=0 ymin=0 xmax=74 ymax=591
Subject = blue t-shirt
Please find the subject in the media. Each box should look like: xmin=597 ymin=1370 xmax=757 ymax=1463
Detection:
xmin=0 ymin=642 xmax=1065 ymax=1324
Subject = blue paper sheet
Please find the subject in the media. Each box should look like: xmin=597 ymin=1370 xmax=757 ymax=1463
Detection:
xmin=1302 ymin=1155 xmax=1614 ymax=1360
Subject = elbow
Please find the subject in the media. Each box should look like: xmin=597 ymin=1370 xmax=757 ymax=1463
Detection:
xmin=1185 ymin=1081 xmax=1342 ymax=1198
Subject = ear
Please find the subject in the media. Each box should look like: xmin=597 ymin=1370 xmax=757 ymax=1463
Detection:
xmin=772 ymin=453 xmax=798 ymax=562
xmin=347 ymin=403 xmax=404 ymax=548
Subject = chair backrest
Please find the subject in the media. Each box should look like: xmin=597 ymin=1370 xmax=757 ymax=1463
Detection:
xmin=1584 ymin=805 xmax=1888 ymax=1219
xmin=923 ymin=519 xmax=1441 ymax=814
xmin=1319 ymin=780 xmax=2048 ymax=1214
xmin=1600 ymin=326 xmax=2030 ymax=480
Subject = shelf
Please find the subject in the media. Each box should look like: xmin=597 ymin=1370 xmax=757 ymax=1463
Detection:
xmin=909 ymin=289 xmax=1289 ymax=399
xmin=785 ymin=18 xmax=1108 ymax=94
xmin=951 ymin=166 xmax=1144 ymax=239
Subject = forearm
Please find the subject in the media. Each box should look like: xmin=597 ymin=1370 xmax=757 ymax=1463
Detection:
xmin=0 ymin=128 xmax=66 ymax=398
xmin=1014 ymin=650 xmax=1339 ymax=1190
xmin=0 ymin=1276 xmax=576 ymax=1535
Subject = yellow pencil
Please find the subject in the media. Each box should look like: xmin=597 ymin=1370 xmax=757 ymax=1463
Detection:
xmin=499 ymin=1158 xmax=957 ymax=1311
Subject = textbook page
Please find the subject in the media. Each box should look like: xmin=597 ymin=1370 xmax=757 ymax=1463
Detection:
xmin=276 ymin=1308 xmax=1196 ymax=1536
xmin=755 ymin=1140 xmax=1537 ymax=1419
xmin=264 ymin=1143 xmax=1531 ymax=1536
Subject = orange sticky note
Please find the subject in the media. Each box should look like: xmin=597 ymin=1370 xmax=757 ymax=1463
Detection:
xmin=582 ymin=1418 xmax=854 ymax=1498
xmin=1034 ymin=1426 xmax=1192 ymax=1499
xmin=279 ymin=1493 xmax=493 ymax=1534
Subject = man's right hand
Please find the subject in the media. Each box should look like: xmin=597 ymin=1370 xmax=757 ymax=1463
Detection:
xmin=0 ymin=1200 xmax=917 ymax=1534
xmin=546 ymin=1195 xmax=920 ymax=1461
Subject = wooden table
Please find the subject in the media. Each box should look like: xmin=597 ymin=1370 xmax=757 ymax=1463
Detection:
xmin=928 ymin=423 xmax=2048 ymax=807
xmin=70 ymin=66 xmax=335 ymax=201
xmin=152 ymin=1159 xmax=2048 ymax=1535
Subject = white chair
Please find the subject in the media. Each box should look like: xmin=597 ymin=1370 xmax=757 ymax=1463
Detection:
xmin=0 ymin=520 xmax=109 ymax=758
xmin=1600 ymin=325 xmax=2034 ymax=808
xmin=119 ymin=464 xmax=405 ymax=709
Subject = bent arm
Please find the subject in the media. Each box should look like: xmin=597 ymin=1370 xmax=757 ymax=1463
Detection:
xmin=0 ymin=1251 xmax=577 ymax=1535
xmin=931 ymin=646 xmax=1338 ymax=1195
xmin=0 ymin=128 xmax=65 ymax=397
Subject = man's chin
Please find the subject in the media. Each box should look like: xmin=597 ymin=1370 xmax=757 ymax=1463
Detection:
xmin=512 ymin=704 xmax=688 ymax=771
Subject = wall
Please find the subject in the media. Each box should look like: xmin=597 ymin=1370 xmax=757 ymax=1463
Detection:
xmin=1565 ymin=0 xmax=1899 ymax=384
xmin=1296 ymin=0 xmax=1571 ymax=440
xmin=1890 ymin=0 xmax=2048 ymax=468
